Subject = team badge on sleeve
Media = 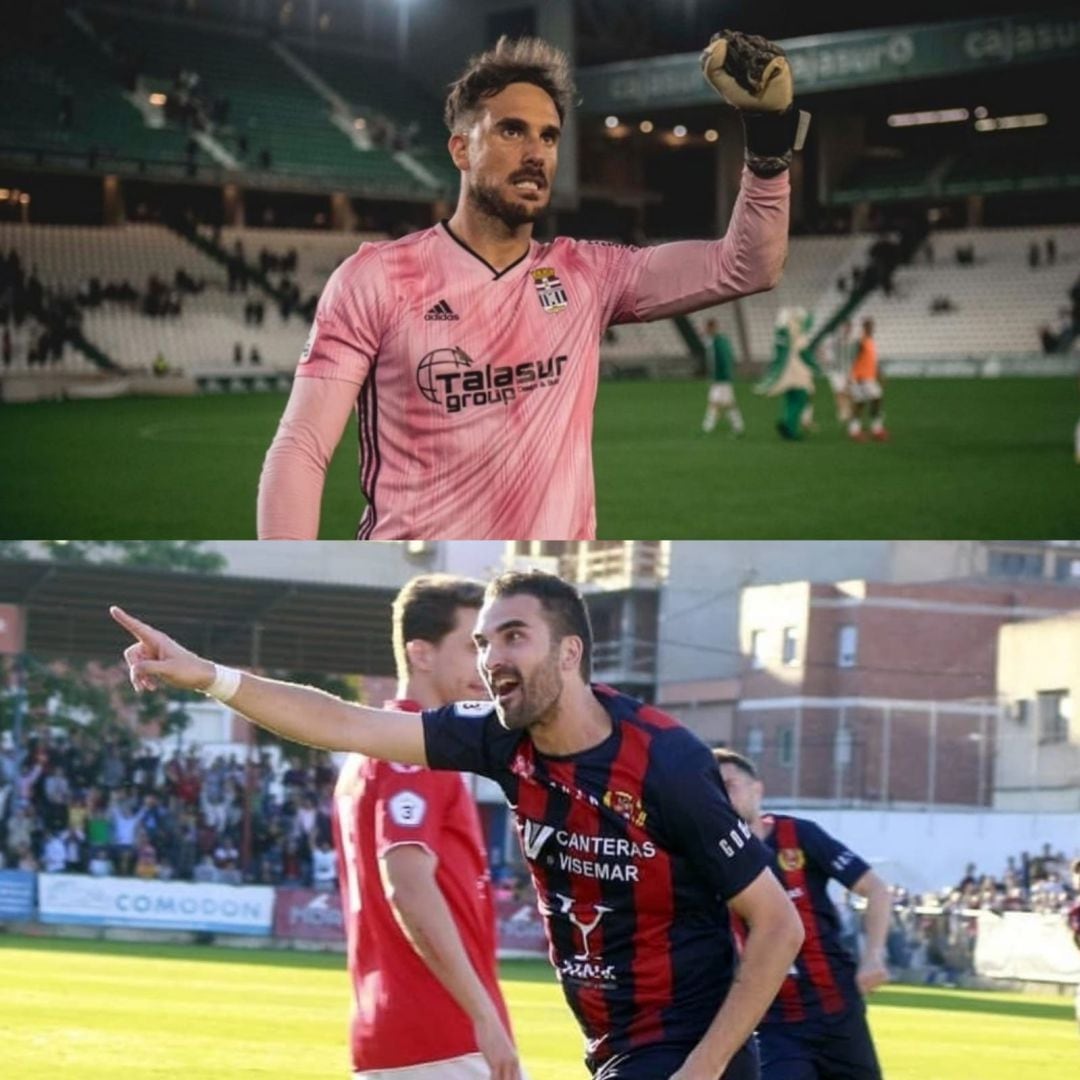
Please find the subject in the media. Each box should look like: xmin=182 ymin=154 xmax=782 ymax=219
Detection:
xmin=778 ymin=847 xmax=806 ymax=872
xmin=300 ymin=322 xmax=318 ymax=363
xmin=388 ymin=790 xmax=426 ymax=827
xmin=531 ymin=267 xmax=568 ymax=314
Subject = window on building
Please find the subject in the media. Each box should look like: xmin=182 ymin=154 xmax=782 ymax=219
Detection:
xmin=988 ymin=550 xmax=1044 ymax=580
xmin=782 ymin=626 xmax=798 ymax=666
xmin=1037 ymin=690 xmax=1070 ymax=744
xmin=1054 ymin=555 xmax=1080 ymax=582
xmin=837 ymin=624 xmax=858 ymax=668
xmin=747 ymin=728 xmax=764 ymax=756
xmin=750 ymin=629 xmax=766 ymax=669
xmin=778 ymin=727 xmax=795 ymax=767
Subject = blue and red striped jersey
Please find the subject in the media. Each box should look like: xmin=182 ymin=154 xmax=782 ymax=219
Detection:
xmin=422 ymin=685 xmax=770 ymax=1069
xmin=760 ymin=814 xmax=870 ymax=1024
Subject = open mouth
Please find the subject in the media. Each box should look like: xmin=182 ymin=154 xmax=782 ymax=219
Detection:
xmin=491 ymin=671 xmax=522 ymax=705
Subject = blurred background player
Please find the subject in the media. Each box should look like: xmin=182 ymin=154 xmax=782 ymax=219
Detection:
xmin=848 ymin=319 xmax=888 ymax=443
xmin=333 ymin=574 xmax=523 ymax=1080
xmin=824 ymin=320 xmax=855 ymax=425
xmin=715 ymin=750 xmax=889 ymax=1080
xmin=701 ymin=317 xmax=745 ymax=437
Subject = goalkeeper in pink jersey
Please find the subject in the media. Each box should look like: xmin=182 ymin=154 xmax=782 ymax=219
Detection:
xmin=258 ymin=31 xmax=808 ymax=540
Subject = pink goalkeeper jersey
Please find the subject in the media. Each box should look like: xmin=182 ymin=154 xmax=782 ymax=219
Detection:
xmin=263 ymin=167 xmax=789 ymax=539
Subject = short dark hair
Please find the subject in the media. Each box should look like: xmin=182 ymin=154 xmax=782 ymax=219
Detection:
xmin=392 ymin=574 xmax=485 ymax=678
xmin=444 ymin=35 xmax=575 ymax=133
xmin=711 ymin=748 xmax=759 ymax=779
xmin=484 ymin=569 xmax=592 ymax=680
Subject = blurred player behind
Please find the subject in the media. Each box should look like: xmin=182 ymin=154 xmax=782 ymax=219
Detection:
xmin=824 ymin=320 xmax=855 ymax=424
xmin=847 ymin=318 xmax=888 ymax=442
xmin=715 ymin=750 xmax=889 ymax=1080
xmin=333 ymin=574 xmax=522 ymax=1080
xmin=702 ymin=317 xmax=745 ymax=436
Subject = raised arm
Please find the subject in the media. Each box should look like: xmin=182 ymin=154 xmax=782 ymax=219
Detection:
xmin=110 ymin=606 xmax=426 ymax=764
xmin=614 ymin=30 xmax=808 ymax=324
xmin=257 ymin=376 xmax=358 ymax=539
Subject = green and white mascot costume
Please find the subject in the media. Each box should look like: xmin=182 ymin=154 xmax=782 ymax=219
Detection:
xmin=756 ymin=306 xmax=821 ymax=440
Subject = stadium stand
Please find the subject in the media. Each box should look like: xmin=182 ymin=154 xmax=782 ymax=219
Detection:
xmin=284 ymin=41 xmax=460 ymax=195
xmin=0 ymin=222 xmax=342 ymax=380
xmin=0 ymin=14 xmax=206 ymax=175
xmin=858 ymin=226 xmax=1080 ymax=362
xmin=82 ymin=5 xmax=426 ymax=194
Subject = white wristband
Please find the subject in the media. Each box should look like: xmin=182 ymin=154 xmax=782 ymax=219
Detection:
xmin=204 ymin=664 xmax=242 ymax=703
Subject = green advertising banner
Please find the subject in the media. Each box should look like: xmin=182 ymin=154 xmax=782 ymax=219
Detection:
xmin=576 ymin=12 xmax=1080 ymax=114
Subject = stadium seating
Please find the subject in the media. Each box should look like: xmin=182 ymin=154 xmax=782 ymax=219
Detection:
xmin=285 ymin=42 xmax=460 ymax=195
xmin=83 ymin=8 xmax=425 ymax=194
xmin=0 ymin=16 xmax=203 ymax=172
xmin=0 ymin=222 xmax=399 ymax=380
xmin=217 ymin=226 xmax=381 ymax=298
xmin=858 ymin=226 xmax=1080 ymax=361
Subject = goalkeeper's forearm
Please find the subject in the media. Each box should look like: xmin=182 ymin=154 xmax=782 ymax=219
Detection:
xmin=225 ymin=672 xmax=427 ymax=763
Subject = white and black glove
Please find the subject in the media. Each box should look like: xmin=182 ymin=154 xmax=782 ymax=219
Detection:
xmin=701 ymin=30 xmax=810 ymax=178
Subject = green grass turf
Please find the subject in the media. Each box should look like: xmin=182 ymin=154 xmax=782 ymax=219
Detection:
xmin=0 ymin=378 xmax=1077 ymax=538
xmin=1 ymin=936 xmax=1077 ymax=1078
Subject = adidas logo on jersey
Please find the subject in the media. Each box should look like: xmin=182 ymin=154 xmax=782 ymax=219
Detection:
xmin=424 ymin=299 xmax=460 ymax=321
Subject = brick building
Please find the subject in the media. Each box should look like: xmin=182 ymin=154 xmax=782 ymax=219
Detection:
xmin=735 ymin=579 xmax=1080 ymax=807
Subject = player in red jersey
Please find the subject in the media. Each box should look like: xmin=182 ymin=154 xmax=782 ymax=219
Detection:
xmin=332 ymin=574 xmax=521 ymax=1079
xmin=112 ymin=569 xmax=803 ymax=1080
xmin=258 ymin=31 xmax=806 ymax=540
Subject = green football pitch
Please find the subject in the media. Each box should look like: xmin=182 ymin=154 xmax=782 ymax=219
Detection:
xmin=0 ymin=936 xmax=1075 ymax=1078
xmin=1 ymin=378 xmax=1077 ymax=538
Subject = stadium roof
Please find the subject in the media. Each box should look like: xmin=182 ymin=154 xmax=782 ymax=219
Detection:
xmin=0 ymin=559 xmax=396 ymax=676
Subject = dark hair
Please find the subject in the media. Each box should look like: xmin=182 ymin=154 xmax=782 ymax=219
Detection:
xmin=484 ymin=569 xmax=592 ymax=681
xmin=392 ymin=574 xmax=485 ymax=678
xmin=444 ymin=35 xmax=575 ymax=133
xmin=711 ymin=748 xmax=759 ymax=779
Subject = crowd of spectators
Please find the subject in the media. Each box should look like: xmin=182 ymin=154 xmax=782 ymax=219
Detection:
xmin=875 ymin=846 xmax=1079 ymax=984
xmin=0 ymin=248 xmax=86 ymax=367
xmin=0 ymin=725 xmax=339 ymax=890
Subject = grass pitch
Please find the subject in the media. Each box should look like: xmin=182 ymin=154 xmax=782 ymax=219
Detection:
xmin=0 ymin=935 xmax=1076 ymax=1079
xmin=0 ymin=377 xmax=1077 ymax=538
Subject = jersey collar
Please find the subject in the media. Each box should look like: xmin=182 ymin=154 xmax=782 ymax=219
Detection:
xmin=384 ymin=698 xmax=423 ymax=713
xmin=439 ymin=219 xmax=533 ymax=280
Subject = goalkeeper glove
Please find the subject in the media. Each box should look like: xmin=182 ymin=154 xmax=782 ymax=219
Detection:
xmin=701 ymin=30 xmax=811 ymax=178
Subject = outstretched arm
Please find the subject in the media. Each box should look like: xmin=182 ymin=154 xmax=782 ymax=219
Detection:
xmin=110 ymin=606 xmax=426 ymax=763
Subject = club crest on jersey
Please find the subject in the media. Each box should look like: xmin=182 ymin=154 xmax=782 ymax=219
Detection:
xmin=510 ymin=754 xmax=535 ymax=781
xmin=602 ymin=789 xmax=647 ymax=827
xmin=531 ymin=267 xmax=568 ymax=313
xmin=778 ymin=847 xmax=805 ymax=872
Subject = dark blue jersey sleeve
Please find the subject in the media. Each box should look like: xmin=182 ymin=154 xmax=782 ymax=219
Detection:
xmin=798 ymin=819 xmax=870 ymax=889
xmin=652 ymin=728 xmax=770 ymax=901
xmin=421 ymin=700 xmax=520 ymax=780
